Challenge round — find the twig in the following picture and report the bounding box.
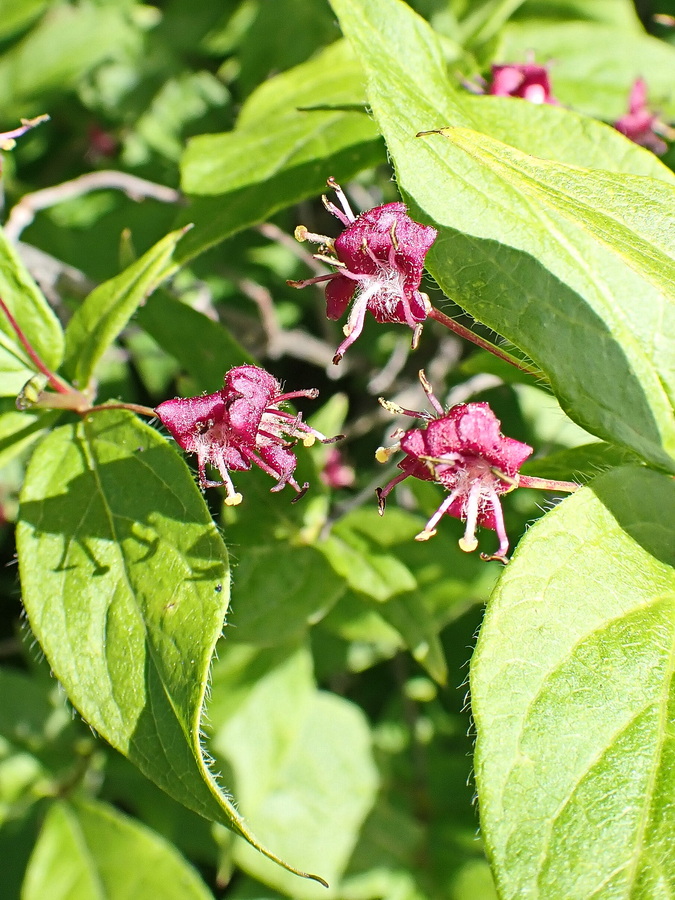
[5,171,184,243]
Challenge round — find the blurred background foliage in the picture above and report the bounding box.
[1,0,673,897]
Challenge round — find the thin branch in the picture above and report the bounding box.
[5,171,184,243]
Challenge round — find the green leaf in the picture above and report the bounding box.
[521,441,640,482]
[0,4,137,118]
[330,0,675,471]
[210,643,379,898]
[472,466,675,898]
[319,508,418,602]
[499,21,675,119]
[0,232,63,397]
[16,409,324,885]
[0,0,47,43]
[227,545,344,646]
[177,40,383,261]
[135,289,252,394]
[0,400,59,469]
[22,799,214,900]
[380,593,448,685]
[63,228,188,389]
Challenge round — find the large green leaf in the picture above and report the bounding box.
[330,0,675,471]
[63,228,188,389]
[210,643,379,898]
[0,230,63,397]
[177,40,383,262]
[16,409,325,885]
[22,799,214,900]
[472,466,675,898]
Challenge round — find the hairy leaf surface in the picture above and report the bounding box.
[16,409,324,884]
[472,466,675,898]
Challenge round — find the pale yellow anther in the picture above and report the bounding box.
[343,323,352,336]
[458,536,479,553]
[294,225,309,242]
[302,434,316,447]
[375,446,394,463]
[415,528,437,542]
[378,397,405,416]
[420,292,432,314]
[224,492,243,507]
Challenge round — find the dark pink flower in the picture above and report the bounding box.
[376,372,532,560]
[487,63,558,104]
[320,447,355,489]
[288,178,437,364]
[614,79,669,155]
[155,364,339,503]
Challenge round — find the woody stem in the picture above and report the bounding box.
[428,305,543,378]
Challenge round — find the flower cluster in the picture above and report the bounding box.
[288,178,437,363]
[155,365,339,504]
[614,78,669,156]
[376,372,533,560]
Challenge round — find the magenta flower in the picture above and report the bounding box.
[288,178,437,364]
[487,63,558,104]
[614,79,669,155]
[376,372,533,560]
[155,364,339,503]
[320,447,355,490]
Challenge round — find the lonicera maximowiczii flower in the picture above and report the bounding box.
[155,364,340,504]
[614,78,670,156]
[288,178,438,364]
[376,371,533,561]
[487,62,558,104]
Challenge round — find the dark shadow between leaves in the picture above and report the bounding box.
[589,465,675,570]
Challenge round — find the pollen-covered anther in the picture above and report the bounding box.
[458,536,479,553]
[415,528,437,542]
[302,434,316,448]
[224,492,243,507]
[375,444,399,463]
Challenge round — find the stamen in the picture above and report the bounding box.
[376,469,412,515]
[389,220,399,250]
[458,483,481,553]
[287,273,338,289]
[290,481,310,502]
[326,177,356,223]
[375,443,399,463]
[312,253,343,267]
[419,369,445,416]
[272,389,320,403]
[415,489,460,541]
[411,322,423,350]
[487,490,510,559]
[378,396,431,420]
[294,225,333,245]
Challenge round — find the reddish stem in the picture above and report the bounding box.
[518,475,579,493]
[0,297,72,394]
[86,402,157,418]
[428,305,541,378]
